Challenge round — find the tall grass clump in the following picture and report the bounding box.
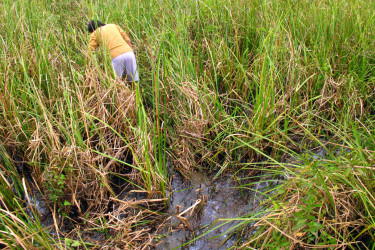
[0,0,374,248]
[1,0,167,247]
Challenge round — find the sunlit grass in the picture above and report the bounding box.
[0,0,374,248]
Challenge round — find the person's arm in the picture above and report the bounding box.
[116,25,133,49]
[88,31,99,52]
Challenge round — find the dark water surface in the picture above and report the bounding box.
[22,140,348,249]
[155,140,348,249]
[155,171,278,249]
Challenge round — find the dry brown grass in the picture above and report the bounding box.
[166,80,216,176]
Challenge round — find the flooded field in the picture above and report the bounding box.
[19,142,355,249]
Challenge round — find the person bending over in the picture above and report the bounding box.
[87,20,139,84]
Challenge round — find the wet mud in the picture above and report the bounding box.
[25,180,55,230]
[155,171,278,249]
[20,139,347,249]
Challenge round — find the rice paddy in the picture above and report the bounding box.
[0,0,374,248]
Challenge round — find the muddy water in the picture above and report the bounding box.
[20,140,347,249]
[155,171,278,249]
[25,180,55,229]
[155,141,347,249]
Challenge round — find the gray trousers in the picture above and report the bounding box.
[112,51,139,82]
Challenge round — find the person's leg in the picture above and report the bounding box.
[112,55,126,79]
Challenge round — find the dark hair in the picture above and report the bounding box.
[87,20,105,33]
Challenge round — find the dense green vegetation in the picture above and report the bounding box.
[0,0,374,248]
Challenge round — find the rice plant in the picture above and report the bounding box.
[0,0,374,248]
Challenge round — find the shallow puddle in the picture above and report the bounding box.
[155,171,277,249]
[20,141,347,249]
[25,179,55,230]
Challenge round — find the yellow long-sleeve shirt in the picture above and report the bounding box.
[89,24,133,59]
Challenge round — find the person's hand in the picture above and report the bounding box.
[126,40,133,49]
